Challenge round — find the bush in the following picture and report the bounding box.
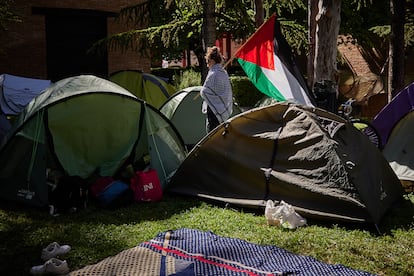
[230,76,263,107]
[173,69,202,90]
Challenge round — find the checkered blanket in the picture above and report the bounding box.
[70,228,375,275]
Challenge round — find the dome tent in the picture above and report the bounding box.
[160,86,242,149]
[168,102,403,225]
[0,73,51,116]
[0,74,52,141]
[0,75,187,207]
[110,70,175,109]
[372,82,414,182]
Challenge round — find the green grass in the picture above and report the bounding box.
[1,193,414,275]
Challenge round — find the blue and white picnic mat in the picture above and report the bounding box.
[70,228,375,275]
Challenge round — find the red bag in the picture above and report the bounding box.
[130,169,163,202]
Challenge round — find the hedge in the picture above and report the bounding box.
[230,76,263,107]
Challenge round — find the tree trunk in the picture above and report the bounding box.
[307,0,318,89]
[312,0,341,112]
[201,0,216,82]
[388,0,405,101]
[254,0,264,27]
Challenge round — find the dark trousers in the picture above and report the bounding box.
[206,106,220,132]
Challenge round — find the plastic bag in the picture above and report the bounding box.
[265,200,307,229]
[130,169,163,202]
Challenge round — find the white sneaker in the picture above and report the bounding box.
[41,242,71,261]
[30,258,69,275]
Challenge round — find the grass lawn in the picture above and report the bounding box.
[1,192,413,275]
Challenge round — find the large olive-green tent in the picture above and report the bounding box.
[110,70,175,109]
[0,75,187,207]
[168,102,404,225]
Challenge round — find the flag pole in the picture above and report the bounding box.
[223,13,276,69]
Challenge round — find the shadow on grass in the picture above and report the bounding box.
[378,193,414,234]
[293,194,414,235]
[0,193,202,224]
[1,192,413,275]
[0,193,202,275]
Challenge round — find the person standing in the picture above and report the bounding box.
[200,46,233,133]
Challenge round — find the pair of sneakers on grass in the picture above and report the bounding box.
[30,242,71,275]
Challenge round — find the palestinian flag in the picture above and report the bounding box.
[235,14,315,106]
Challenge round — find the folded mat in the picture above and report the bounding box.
[70,228,375,275]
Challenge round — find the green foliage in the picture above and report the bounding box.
[0,0,21,31]
[263,0,308,54]
[1,193,414,275]
[262,0,307,19]
[370,23,414,48]
[341,0,390,49]
[230,76,263,107]
[94,0,314,64]
[406,23,414,48]
[91,0,414,76]
[369,25,391,39]
[280,20,308,55]
[174,68,202,90]
[214,0,256,40]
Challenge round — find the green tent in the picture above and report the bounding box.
[159,86,242,149]
[168,102,403,225]
[110,70,175,109]
[0,75,187,207]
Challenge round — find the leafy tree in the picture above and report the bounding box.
[95,0,412,99]
[93,0,308,78]
[0,0,21,55]
[369,0,413,97]
[0,0,20,31]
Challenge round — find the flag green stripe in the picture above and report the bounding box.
[237,59,286,102]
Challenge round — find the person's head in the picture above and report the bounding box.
[205,46,223,68]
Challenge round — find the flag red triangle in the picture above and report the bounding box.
[234,14,275,70]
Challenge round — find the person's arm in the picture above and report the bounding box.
[200,72,217,100]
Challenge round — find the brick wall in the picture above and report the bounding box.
[337,35,371,76]
[0,0,150,80]
[107,15,151,74]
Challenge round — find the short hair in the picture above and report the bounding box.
[206,46,223,64]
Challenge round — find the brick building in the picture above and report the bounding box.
[337,35,388,118]
[0,1,150,82]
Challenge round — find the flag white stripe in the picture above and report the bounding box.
[262,54,314,106]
